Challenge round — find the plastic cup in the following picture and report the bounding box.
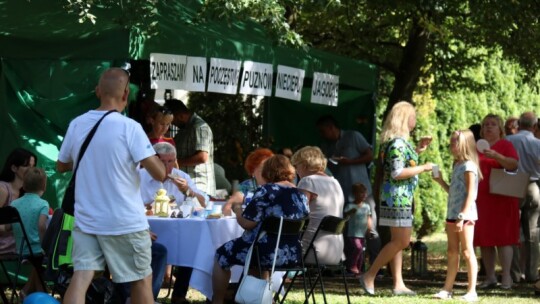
[213,204,223,215]
[432,164,440,178]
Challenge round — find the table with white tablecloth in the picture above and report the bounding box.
[147,217,244,299]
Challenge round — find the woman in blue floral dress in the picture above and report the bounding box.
[360,101,434,296]
[212,155,309,303]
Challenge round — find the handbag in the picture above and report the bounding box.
[235,217,283,304]
[489,168,530,199]
[62,110,116,215]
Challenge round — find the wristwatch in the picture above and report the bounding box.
[185,188,192,197]
[457,212,465,221]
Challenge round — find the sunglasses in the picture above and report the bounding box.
[121,62,131,92]
[158,107,173,115]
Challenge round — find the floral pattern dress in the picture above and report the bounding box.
[379,137,418,227]
[215,183,309,269]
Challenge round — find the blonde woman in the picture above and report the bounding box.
[433,130,482,301]
[291,146,345,265]
[360,101,433,296]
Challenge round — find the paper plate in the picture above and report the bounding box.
[476,139,490,153]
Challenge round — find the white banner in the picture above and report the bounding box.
[150,53,187,90]
[207,58,242,95]
[311,72,339,106]
[185,57,207,92]
[239,61,273,96]
[275,65,305,101]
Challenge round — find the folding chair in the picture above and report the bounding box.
[237,216,310,304]
[292,215,352,304]
[0,252,19,303]
[0,206,47,304]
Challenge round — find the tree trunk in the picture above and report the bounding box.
[384,19,430,119]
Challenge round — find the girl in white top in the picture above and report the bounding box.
[291,146,345,265]
[433,129,482,302]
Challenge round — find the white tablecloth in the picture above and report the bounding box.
[147,217,244,299]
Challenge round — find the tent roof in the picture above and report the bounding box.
[0,0,377,92]
[0,0,130,59]
[0,0,378,208]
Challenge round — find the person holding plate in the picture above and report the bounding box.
[475,114,519,289]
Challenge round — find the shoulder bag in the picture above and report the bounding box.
[61,110,116,215]
[235,216,283,304]
[489,168,530,199]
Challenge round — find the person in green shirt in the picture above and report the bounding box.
[10,167,49,298]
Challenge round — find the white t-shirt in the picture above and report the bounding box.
[58,110,155,235]
[139,167,206,208]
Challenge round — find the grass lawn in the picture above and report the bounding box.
[5,232,536,303]
[157,232,539,303]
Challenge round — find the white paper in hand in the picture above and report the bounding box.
[476,139,490,153]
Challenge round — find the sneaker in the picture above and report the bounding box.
[433,290,452,299]
[461,292,478,302]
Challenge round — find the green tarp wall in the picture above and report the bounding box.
[0,0,377,208]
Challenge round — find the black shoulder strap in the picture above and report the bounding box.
[73,110,116,174]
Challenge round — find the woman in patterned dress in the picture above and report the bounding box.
[360,101,434,295]
[211,155,309,303]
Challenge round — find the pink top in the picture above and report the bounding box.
[0,181,16,254]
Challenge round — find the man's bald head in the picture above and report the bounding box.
[519,111,538,130]
[96,68,129,100]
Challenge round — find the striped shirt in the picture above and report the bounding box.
[174,113,216,196]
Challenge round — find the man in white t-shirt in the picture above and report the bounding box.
[57,68,166,304]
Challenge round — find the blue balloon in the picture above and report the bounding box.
[23,291,60,304]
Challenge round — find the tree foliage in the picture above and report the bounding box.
[187,93,266,181]
[64,0,540,235]
[202,0,540,114]
[64,0,159,37]
[411,50,540,238]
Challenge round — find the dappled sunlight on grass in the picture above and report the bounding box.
[157,232,538,303]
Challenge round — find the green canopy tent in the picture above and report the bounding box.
[0,0,378,208]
